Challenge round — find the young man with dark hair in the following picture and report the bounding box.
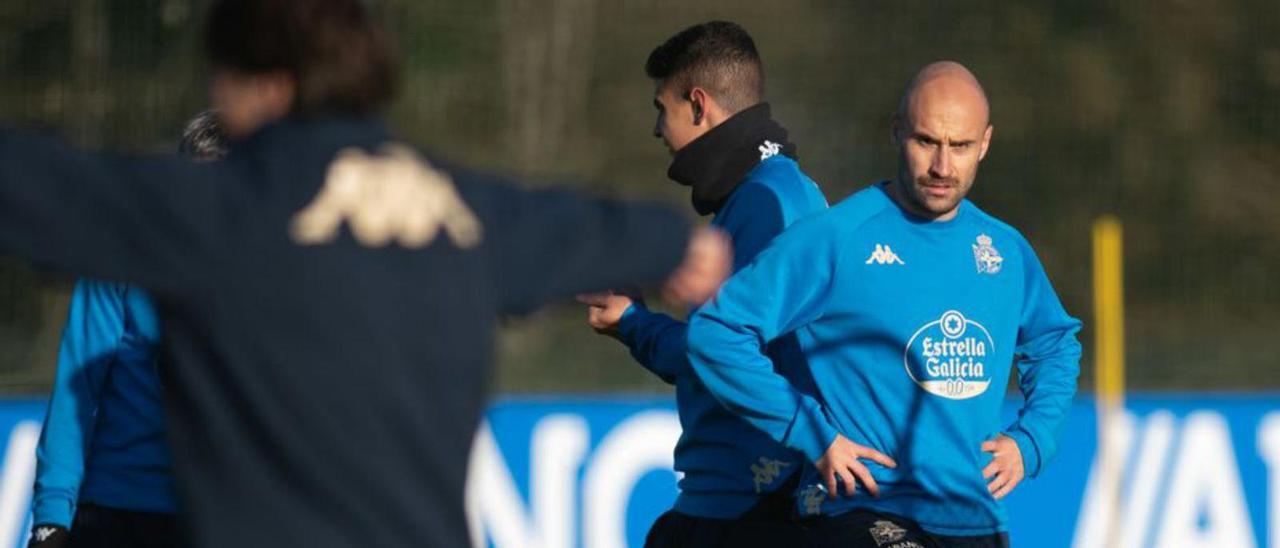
[687,61,1082,548]
[26,111,228,548]
[578,21,831,547]
[0,1,730,547]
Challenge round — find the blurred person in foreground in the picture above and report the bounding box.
[577,21,831,547]
[687,61,1082,547]
[0,1,731,546]
[26,112,229,548]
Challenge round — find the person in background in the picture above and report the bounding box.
[578,21,831,547]
[687,61,1082,547]
[27,111,229,548]
[0,1,730,546]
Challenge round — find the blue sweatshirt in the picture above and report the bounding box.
[618,154,828,518]
[688,182,1082,535]
[31,280,175,527]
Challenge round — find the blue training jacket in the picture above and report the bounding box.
[31,280,176,527]
[617,154,828,518]
[688,182,1082,535]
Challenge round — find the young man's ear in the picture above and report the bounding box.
[688,87,709,126]
[889,113,902,146]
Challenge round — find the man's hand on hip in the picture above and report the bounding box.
[816,434,897,499]
[981,434,1025,499]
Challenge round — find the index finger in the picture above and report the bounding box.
[855,447,898,469]
[982,458,1000,479]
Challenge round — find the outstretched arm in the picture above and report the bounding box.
[0,129,231,292]
[459,172,696,316]
[582,179,803,384]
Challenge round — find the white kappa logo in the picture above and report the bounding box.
[33,527,58,542]
[758,140,783,160]
[291,144,484,250]
[868,520,908,546]
[972,233,1003,274]
[865,244,906,265]
[798,484,826,516]
[903,310,996,399]
[750,457,791,493]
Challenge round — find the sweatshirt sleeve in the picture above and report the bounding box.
[617,306,686,384]
[687,214,843,464]
[459,173,691,316]
[616,180,791,384]
[0,129,232,292]
[31,280,127,527]
[1002,238,1083,478]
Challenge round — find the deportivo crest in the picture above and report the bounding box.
[869,520,908,546]
[972,233,1003,274]
[903,310,995,399]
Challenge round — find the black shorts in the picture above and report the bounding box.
[799,510,1010,548]
[68,503,184,548]
[644,479,804,548]
[643,509,804,548]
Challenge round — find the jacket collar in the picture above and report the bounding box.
[667,103,798,216]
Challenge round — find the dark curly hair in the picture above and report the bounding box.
[178,110,230,161]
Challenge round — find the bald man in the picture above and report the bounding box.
[686,61,1082,547]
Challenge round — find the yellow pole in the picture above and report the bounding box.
[1092,216,1125,548]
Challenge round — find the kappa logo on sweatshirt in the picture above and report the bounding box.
[750,457,791,493]
[865,244,905,265]
[291,144,484,250]
[903,310,995,399]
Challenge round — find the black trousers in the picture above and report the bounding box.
[67,503,184,548]
[800,510,1010,548]
[644,479,803,548]
[643,509,804,548]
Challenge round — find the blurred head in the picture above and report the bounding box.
[645,21,763,154]
[204,0,399,139]
[890,61,993,221]
[178,110,230,161]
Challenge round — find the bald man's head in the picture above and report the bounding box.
[888,61,994,221]
[896,61,990,127]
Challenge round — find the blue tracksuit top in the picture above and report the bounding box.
[688,181,1082,535]
[32,279,176,527]
[617,154,828,518]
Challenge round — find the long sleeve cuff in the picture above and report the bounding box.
[786,398,840,464]
[616,303,643,345]
[1003,427,1043,478]
[31,497,75,529]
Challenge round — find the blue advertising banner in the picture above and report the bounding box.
[1,394,1277,547]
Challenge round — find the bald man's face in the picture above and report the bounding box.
[891,76,992,220]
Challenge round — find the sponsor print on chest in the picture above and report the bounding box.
[859,232,1010,399]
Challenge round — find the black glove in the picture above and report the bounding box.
[27,524,69,548]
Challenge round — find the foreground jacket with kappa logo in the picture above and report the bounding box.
[0,117,691,548]
[689,181,1082,535]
